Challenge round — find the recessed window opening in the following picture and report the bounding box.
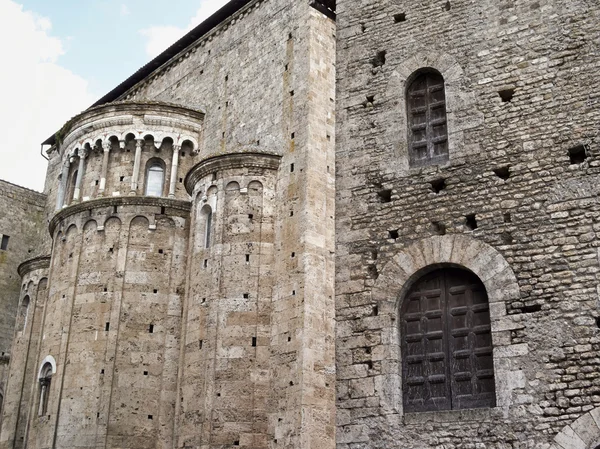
[19,295,30,331]
[252,337,257,347]
[149,324,154,333]
[407,70,449,166]
[568,144,588,164]
[243,293,249,299]
[38,362,54,416]
[145,159,165,197]
[1,235,9,251]
[245,254,250,262]
[290,163,295,172]
[394,13,406,22]
[105,323,110,331]
[202,206,213,249]
[203,259,208,268]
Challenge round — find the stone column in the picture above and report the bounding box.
[72,148,88,202]
[169,145,181,198]
[56,160,70,210]
[131,139,143,195]
[99,141,111,195]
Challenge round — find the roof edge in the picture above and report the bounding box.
[43,0,257,147]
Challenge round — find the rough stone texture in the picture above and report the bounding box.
[336,0,600,447]
[0,1,336,449]
[0,180,46,420]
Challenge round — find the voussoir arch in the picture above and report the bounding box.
[370,235,521,415]
[551,407,600,449]
[372,234,520,313]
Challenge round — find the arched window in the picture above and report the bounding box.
[18,295,30,331]
[407,70,448,167]
[201,205,213,248]
[38,362,53,416]
[145,159,165,197]
[67,169,78,205]
[401,267,495,412]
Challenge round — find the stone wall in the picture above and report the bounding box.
[0,1,337,448]
[335,0,600,447]
[0,180,46,417]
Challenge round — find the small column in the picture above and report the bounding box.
[56,160,70,210]
[99,141,111,195]
[72,148,88,202]
[169,145,181,198]
[131,139,143,195]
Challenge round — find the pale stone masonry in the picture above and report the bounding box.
[0,1,335,448]
[336,0,600,447]
[2,0,600,448]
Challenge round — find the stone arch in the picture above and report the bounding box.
[381,49,482,172]
[38,355,57,378]
[552,407,600,449]
[226,181,240,191]
[371,234,520,414]
[372,234,519,309]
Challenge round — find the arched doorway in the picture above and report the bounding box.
[401,267,496,412]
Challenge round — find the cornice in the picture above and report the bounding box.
[18,255,51,278]
[185,152,282,194]
[49,196,192,236]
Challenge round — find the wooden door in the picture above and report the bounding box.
[401,268,495,412]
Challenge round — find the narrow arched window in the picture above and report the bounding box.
[407,70,448,167]
[145,159,165,197]
[38,363,53,416]
[67,169,78,205]
[201,205,213,248]
[401,267,495,412]
[18,295,30,331]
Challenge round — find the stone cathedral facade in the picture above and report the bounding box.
[0,0,599,448]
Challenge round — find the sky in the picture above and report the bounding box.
[0,0,230,192]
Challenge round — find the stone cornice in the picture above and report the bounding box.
[185,152,282,194]
[49,196,192,236]
[57,101,205,154]
[18,255,51,278]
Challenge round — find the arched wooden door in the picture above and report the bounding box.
[401,268,495,412]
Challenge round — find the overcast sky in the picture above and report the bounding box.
[0,0,230,192]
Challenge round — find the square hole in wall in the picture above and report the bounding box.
[430,178,446,193]
[388,229,399,240]
[394,13,406,22]
[493,166,510,180]
[466,214,478,230]
[144,371,148,376]
[568,144,588,164]
[243,293,249,299]
[498,88,515,102]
